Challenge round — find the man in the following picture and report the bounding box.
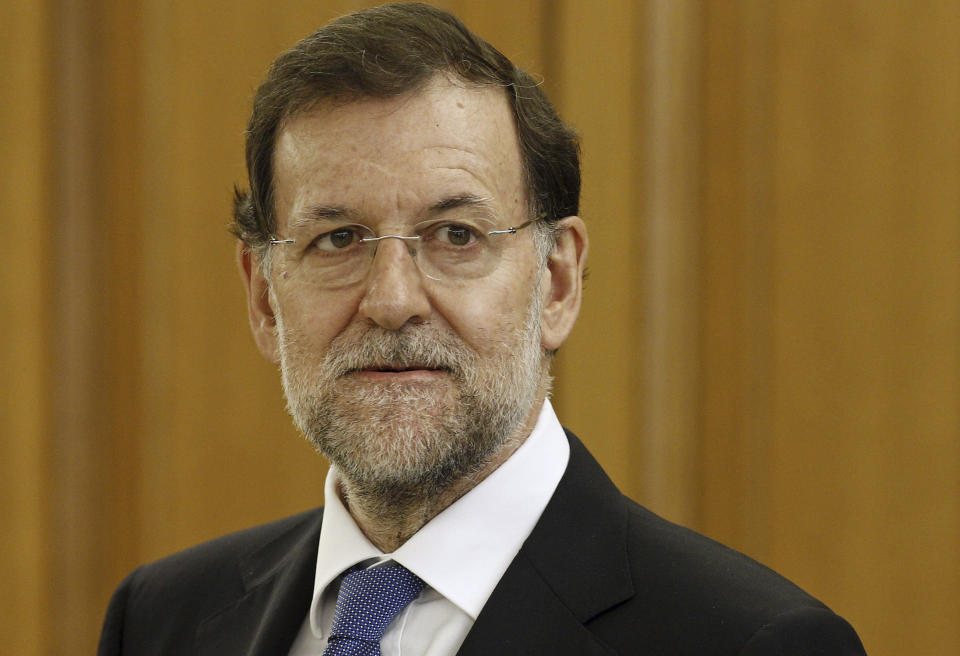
[99,4,866,655]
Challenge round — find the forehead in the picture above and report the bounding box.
[272,78,526,227]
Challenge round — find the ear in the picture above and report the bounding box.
[540,216,588,351]
[237,242,281,365]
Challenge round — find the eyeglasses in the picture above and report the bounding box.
[268,213,545,289]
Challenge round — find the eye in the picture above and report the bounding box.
[433,223,477,247]
[310,226,365,252]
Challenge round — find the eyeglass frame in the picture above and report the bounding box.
[268,212,546,247]
[264,212,548,284]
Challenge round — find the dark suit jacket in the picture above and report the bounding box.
[99,431,866,655]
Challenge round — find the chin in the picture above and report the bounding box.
[295,385,517,495]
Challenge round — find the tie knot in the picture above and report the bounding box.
[327,564,426,649]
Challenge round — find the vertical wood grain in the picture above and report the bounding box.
[699,2,960,654]
[636,0,703,526]
[768,3,960,652]
[0,4,53,653]
[49,0,145,651]
[548,0,651,506]
[699,0,778,568]
[135,0,328,564]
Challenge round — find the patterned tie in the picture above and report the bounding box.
[322,564,426,656]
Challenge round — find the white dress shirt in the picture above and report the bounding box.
[288,399,570,655]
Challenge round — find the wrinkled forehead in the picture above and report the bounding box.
[271,77,527,228]
[279,74,516,142]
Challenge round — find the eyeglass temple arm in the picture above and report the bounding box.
[487,212,547,236]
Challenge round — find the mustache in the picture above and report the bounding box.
[322,324,473,378]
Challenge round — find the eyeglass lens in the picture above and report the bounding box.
[275,218,520,289]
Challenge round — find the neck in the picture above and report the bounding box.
[339,393,545,553]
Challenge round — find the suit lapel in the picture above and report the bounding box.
[458,432,634,655]
[457,553,619,655]
[195,509,323,656]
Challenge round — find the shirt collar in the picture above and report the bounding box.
[308,399,569,636]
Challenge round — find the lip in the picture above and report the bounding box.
[350,368,449,382]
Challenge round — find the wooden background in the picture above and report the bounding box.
[3,1,958,654]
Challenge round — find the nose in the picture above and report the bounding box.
[357,237,432,330]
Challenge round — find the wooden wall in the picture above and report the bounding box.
[3,1,957,654]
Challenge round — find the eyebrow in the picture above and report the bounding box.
[288,205,354,230]
[288,194,495,230]
[428,194,494,215]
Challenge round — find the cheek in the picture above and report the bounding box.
[274,287,359,349]
[432,273,538,351]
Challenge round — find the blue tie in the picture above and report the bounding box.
[322,564,426,656]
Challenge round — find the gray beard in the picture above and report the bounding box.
[275,288,547,505]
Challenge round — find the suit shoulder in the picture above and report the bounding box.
[603,499,864,653]
[99,508,323,655]
[138,507,321,582]
[624,498,818,606]
[109,508,323,623]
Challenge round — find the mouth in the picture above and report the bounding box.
[345,364,452,380]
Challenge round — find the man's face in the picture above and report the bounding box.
[257,78,553,495]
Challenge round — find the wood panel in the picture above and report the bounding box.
[46,1,147,651]
[1,4,53,654]
[699,0,779,576]
[700,2,960,654]
[633,0,703,526]
[769,3,960,653]
[134,0,323,567]
[549,0,651,506]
